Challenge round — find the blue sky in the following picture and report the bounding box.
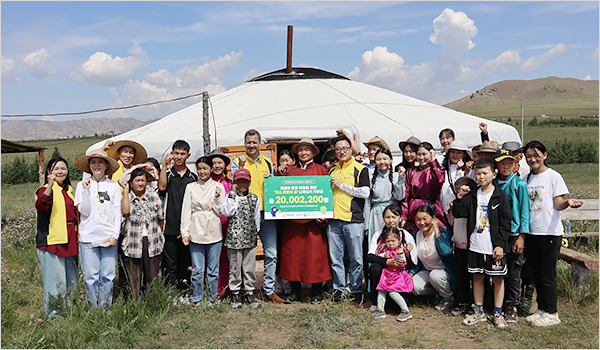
[2,1,598,122]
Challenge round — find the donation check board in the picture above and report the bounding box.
[264,176,334,219]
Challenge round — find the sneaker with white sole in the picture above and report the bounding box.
[532,311,561,327]
[451,303,467,316]
[492,313,507,329]
[434,297,454,312]
[525,309,543,323]
[396,310,413,322]
[372,309,386,319]
[463,310,486,326]
[504,306,518,323]
[231,293,243,309]
[369,305,379,312]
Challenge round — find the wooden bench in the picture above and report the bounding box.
[558,199,599,288]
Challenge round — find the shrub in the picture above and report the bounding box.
[547,139,599,164]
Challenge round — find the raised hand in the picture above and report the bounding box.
[82,179,91,190]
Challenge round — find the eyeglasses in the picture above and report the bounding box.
[334,146,351,153]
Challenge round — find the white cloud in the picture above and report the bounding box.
[1,55,19,82]
[41,115,55,121]
[519,43,566,72]
[584,74,592,81]
[589,48,599,61]
[22,48,55,79]
[69,41,149,87]
[461,49,522,80]
[429,8,478,53]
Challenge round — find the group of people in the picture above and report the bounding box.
[35,124,582,330]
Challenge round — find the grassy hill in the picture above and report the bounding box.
[444,76,599,119]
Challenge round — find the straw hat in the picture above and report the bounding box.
[363,136,390,151]
[398,136,421,151]
[292,137,320,156]
[75,149,120,176]
[106,140,147,165]
[478,140,499,153]
[445,141,471,157]
[207,148,231,167]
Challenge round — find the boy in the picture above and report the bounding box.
[453,158,512,328]
[158,140,197,293]
[502,141,529,179]
[494,148,530,323]
[221,168,262,309]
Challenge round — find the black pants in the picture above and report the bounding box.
[162,235,192,292]
[368,263,384,304]
[525,235,561,314]
[504,235,525,307]
[454,247,472,305]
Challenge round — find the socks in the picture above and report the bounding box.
[476,304,484,314]
[493,306,502,316]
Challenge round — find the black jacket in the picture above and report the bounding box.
[452,186,512,252]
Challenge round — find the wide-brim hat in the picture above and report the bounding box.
[398,136,421,151]
[502,141,523,153]
[478,140,499,153]
[75,149,121,176]
[495,148,516,162]
[106,140,147,165]
[292,137,320,156]
[207,148,231,167]
[445,141,471,157]
[363,136,390,151]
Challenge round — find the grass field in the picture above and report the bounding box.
[447,101,599,119]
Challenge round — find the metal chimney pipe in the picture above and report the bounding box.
[286,25,293,73]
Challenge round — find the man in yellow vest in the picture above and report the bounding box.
[328,134,371,302]
[231,129,284,303]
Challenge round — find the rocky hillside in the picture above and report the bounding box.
[1,117,156,141]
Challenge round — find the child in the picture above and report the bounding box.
[440,141,472,229]
[121,168,165,299]
[275,149,297,175]
[367,205,417,310]
[181,157,226,305]
[321,149,337,172]
[468,141,498,180]
[158,140,198,292]
[362,136,391,177]
[494,148,530,323]
[436,128,455,163]
[221,168,262,309]
[523,141,582,327]
[74,149,122,309]
[35,157,79,317]
[502,141,529,179]
[372,227,415,322]
[402,142,446,232]
[453,158,512,328]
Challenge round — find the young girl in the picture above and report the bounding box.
[523,141,583,327]
[402,142,446,233]
[275,149,297,175]
[367,205,417,311]
[74,149,122,310]
[395,136,420,176]
[180,156,226,305]
[440,141,472,228]
[365,148,406,248]
[208,148,233,298]
[436,128,455,163]
[372,226,415,322]
[121,168,165,299]
[35,157,79,317]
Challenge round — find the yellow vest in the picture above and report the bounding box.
[236,153,273,211]
[329,156,368,222]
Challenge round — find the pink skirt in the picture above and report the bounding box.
[376,268,414,293]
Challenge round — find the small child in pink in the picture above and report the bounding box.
[372,226,414,322]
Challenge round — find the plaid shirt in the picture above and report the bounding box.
[122,190,165,259]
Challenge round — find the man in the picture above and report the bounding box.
[328,135,370,302]
[231,129,284,303]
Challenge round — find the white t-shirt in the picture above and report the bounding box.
[452,217,468,249]
[440,163,464,214]
[75,178,123,243]
[416,230,445,271]
[369,228,418,265]
[469,188,494,255]
[526,168,569,236]
[517,157,530,180]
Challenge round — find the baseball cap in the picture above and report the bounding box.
[233,168,252,182]
[495,148,515,162]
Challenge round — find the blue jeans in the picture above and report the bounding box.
[327,220,364,294]
[37,249,78,317]
[259,215,278,295]
[189,241,222,303]
[79,242,118,308]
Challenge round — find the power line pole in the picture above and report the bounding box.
[203,91,210,155]
[521,103,524,144]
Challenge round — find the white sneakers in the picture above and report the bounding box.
[526,309,561,327]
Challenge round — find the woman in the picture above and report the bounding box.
[35,157,79,317]
[74,149,122,310]
[102,139,148,184]
[411,205,457,312]
[440,141,472,228]
[402,142,446,233]
[523,141,583,327]
[118,157,162,196]
[395,136,420,176]
[208,148,233,297]
[280,137,332,303]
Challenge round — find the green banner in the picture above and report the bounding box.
[264,175,334,220]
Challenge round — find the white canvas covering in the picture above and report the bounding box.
[87,74,522,164]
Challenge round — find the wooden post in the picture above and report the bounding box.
[202,91,210,155]
[286,25,293,73]
[38,149,45,187]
